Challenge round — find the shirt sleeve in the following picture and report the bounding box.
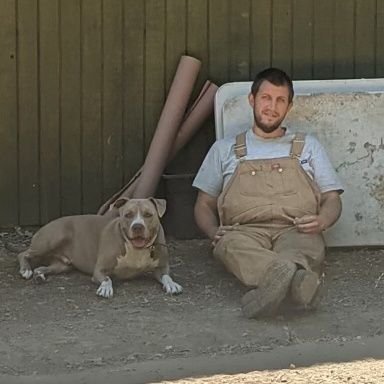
[309,135,344,194]
[192,141,224,197]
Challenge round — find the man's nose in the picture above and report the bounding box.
[269,98,278,110]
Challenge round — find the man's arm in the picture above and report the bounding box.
[294,190,342,234]
[194,190,219,241]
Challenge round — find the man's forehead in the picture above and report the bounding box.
[258,80,290,96]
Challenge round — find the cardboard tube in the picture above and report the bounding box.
[168,82,218,160]
[132,56,201,198]
[184,80,211,118]
[97,80,218,214]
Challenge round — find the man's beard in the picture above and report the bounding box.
[253,110,285,133]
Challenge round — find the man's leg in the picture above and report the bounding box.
[213,229,272,286]
[214,229,297,318]
[273,229,325,306]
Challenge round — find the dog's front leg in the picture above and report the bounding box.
[93,270,113,298]
[153,266,183,295]
[92,232,120,298]
[93,265,115,299]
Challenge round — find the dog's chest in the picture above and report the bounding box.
[113,243,159,279]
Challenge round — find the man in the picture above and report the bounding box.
[193,67,343,318]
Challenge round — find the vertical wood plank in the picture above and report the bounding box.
[272,0,292,75]
[164,0,187,177]
[122,0,145,183]
[187,0,208,99]
[250,0,272,77]
[229,0,250,81]
[313,0,334,79]
[144,0,166,152]
[184,0,211,173]
[333,0,354,79]
[17,0,40,225]
[0,0,18,226]
[208,0,229,84]
[165,0,187,91]
[292,0,313,80]
[39,0,61,223]
[60,0,82,216]
[376,0,384,76]
[355,0,376,78]
[102,0,123,200]
[81,0,102,213]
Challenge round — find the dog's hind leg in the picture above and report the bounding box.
[33,259,73,283]
[18,231,68,281]
[18,250,35,279]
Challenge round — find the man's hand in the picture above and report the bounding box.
[294,215,327,234]
[210,225,235,247]
[294,191,342,235]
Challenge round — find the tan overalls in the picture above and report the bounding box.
[214,132,325,287]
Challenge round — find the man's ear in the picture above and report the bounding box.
[149,198,167,218]
[248,92,255,108]
[113,197,130,209]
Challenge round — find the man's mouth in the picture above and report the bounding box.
[263,111,278,120]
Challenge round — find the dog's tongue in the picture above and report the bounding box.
[131,237,147,249]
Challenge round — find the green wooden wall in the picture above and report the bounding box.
[1,0,383,227]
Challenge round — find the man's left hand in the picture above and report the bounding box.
[294,215,326,234]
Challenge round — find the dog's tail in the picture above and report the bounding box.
[4,242,28,254]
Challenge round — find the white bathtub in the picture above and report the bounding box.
[214,79,384,246]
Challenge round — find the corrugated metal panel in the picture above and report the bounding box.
[1,0,384,227]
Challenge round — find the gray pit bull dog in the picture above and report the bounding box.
[18,197,183,298]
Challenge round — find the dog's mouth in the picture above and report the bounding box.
[129,236,149,249]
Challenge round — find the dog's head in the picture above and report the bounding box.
[113,197,166,249]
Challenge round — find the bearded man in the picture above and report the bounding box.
[193,67,343,318]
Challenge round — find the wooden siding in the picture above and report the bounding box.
[1,0,384,226]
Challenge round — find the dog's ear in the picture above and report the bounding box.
[149,198,166,218]
[113,197,130,209]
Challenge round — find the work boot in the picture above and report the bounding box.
[241,260,296,319]
[290,269,320,307]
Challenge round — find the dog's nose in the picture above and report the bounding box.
[131,223,144,233]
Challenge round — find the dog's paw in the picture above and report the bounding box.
[96,277,114,298]
[161,275,183,295]
[20,268,33,280]
[33,270,46,284]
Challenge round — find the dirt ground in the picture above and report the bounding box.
[1,227,384,383]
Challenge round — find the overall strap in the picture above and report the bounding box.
[234,132,247,159]
[290,132,306,158]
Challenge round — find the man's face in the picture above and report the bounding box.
[248,80,292,134]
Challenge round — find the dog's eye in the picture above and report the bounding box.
[143,211,153,218]
[125,212,134,218]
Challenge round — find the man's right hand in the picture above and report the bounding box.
[210,225,235,247]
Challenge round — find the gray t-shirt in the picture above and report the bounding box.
[193,128,344,197]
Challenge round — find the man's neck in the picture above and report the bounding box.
[252,125,286,139]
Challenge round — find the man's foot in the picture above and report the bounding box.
[290,269,320,306]
[241,260,296,319]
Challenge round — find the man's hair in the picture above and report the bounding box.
[250,67,294,103]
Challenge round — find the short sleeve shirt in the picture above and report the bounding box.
[192,128,344,198]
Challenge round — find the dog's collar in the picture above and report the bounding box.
[149,242,169,258]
